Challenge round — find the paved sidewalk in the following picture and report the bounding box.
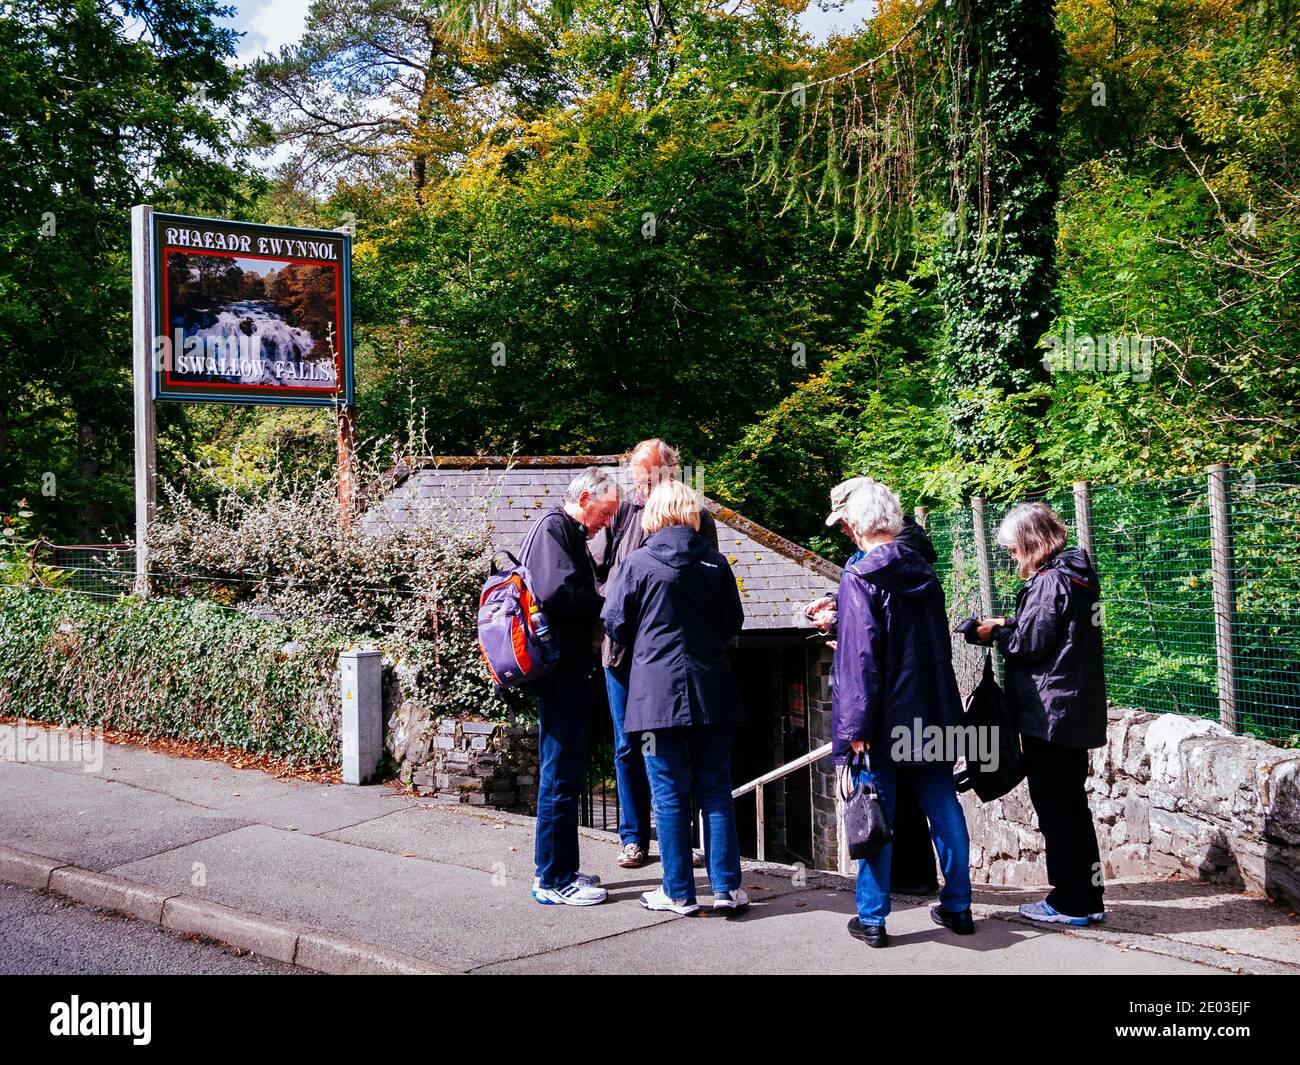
[2,727,1298,975]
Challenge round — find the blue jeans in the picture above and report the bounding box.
[533,660,593,889]
[643,724,741,902]
[605,667,652,848]
[852,758,972,925]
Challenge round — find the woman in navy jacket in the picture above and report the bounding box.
[601,478,748,916]
[832,479,972,948]
[977,502,1107,926]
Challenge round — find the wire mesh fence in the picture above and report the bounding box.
[1,543,136,598]
[927,461,1300,743]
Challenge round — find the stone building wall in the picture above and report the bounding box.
[386,701,539,814]
[806,644,842,872]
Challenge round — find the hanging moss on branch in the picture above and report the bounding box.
[744,3,937,261]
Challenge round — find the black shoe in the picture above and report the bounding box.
[892,881,939,896]
[930,905,975,935]
[847,917,889,948]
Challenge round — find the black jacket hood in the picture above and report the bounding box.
[1042,547,1100,596]
[645,525,712,569]
[850,540,938,598]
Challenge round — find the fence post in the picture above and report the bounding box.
[1207,465,1240,735]
[914,505,928,530]
[340,648,383,784]
[971,497,1003,684]
[971,497,995,617]
[1073,480,1095,563]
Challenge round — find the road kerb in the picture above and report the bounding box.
[0,845,453,975]
[0,845,66,890]
[49,866,171,924]
[295,931,453,975]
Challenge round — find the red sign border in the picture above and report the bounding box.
[161,246,344,395]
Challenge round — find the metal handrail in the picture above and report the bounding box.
[720,741,833,863]
[732,742,832,799]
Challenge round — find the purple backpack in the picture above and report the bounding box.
[476,524,560,688]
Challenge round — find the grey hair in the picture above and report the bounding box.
[843,478,904,538]
[996,502,1069,577]
[564,466,619,504]
[628,438,680,469]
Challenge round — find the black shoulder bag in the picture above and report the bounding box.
[840,750,893,860]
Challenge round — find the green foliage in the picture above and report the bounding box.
[936,0,1062,458]
[343,2,878,465]
[709,276,951,553]
[0,588,345,763]
[0,0,261,543]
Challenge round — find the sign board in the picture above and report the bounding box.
[147,212,353,406]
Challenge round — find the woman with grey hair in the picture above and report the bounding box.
[597,438,718,870]
[976,501,1107,926]
[832,479,972,947]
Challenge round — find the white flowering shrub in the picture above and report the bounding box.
[147,441,528,723]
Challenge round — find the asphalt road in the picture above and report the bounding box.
[0,881,305,976]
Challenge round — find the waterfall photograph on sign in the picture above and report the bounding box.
[149,212,353,406]
[165,251,338,387]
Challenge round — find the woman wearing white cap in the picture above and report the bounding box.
[804,476,941,898]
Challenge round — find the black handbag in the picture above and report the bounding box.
[840,751,893,860]
[952,654,1026,802]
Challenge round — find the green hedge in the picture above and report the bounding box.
[0,588,349,765]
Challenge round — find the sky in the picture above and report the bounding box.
[222,0,878,62]
[227,0,313,64]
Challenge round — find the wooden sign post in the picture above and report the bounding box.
[130,205,157,597]
[337,403,358,530]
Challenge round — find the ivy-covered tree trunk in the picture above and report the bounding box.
[938,0,1063,464]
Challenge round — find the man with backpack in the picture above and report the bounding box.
[522,467,621,906]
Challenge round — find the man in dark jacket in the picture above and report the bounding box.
[831,479,972,947]
[977,503,1108,926]
[596,438,717,869]
[602,478,747,914]
[520,467,620,907]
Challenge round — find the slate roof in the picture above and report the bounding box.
[363,455,841,635]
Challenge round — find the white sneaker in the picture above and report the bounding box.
[639,887,700,915]
[713,888,750,912]
[532,878,608,906]
[533,872,601,892]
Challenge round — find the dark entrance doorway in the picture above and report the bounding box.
[580,644,814,866]
[729,644,813,865]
